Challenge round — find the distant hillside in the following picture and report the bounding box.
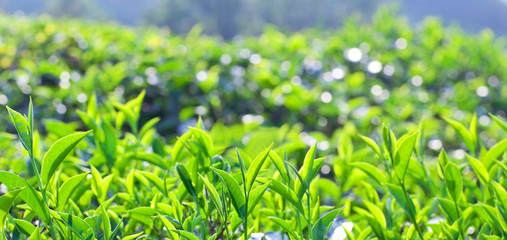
[0,0,506,37]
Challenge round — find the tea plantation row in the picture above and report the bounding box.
[1,92,507,239]
[1,7,507,240]
[1,8,506,141]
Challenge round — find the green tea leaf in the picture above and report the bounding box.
[6,106,32,154]
[385,183,416,218]
[436,198,459,223]
[170,229,202,240]
[490,181,507,209]
[302,143,317,186]
[470,112,477,145]
[0,171,50,224]
[311,208,343,240]
[122,232,145,240]
[350,162,387,184]
[258,178,305,214]
[247,181,270,214]
[27,226,41,240]
[438,150,449,179]
[269,217,300,240]
[56,212,95,240]
[211,167,246,219]
[444,162,462,202]
[41,131,91,185]
[359,134,382,159]
[393,131,418,181]
[444,117,475,155]
[199,174,224,219]
[363,200,386,228]
[245,144,272,192]
[489,113,507,133]
[268,150,289,183]
[13,219,36,236]
[100,205,111,239]
[58,172,88,209]
[139,117,160,139]
[158,214,179,239]
[467,155,490,186]
[483,138,507,170]
[0,188,23,236]
[176,163,196,197]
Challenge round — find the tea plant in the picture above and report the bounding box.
[2,93,507,239]
[1,7,507,143]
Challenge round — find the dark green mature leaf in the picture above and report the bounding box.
[444,162,463,202]
[41,131,91,185]
[176,163,196,197]
[0,171,50,224]
[211,167,246,219]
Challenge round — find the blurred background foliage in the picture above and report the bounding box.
[2,0,507,38]
[0,3,507,158]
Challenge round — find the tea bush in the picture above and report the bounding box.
[2,6,507,240]
[2,92,507,239]
[1,8,507,139]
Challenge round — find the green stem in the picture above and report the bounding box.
[243,197,248,240]
[30,150,57,239]
[194,195,206,239]
[306,190,312,238]
[295,211,304,240]
[399,181,424,240]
